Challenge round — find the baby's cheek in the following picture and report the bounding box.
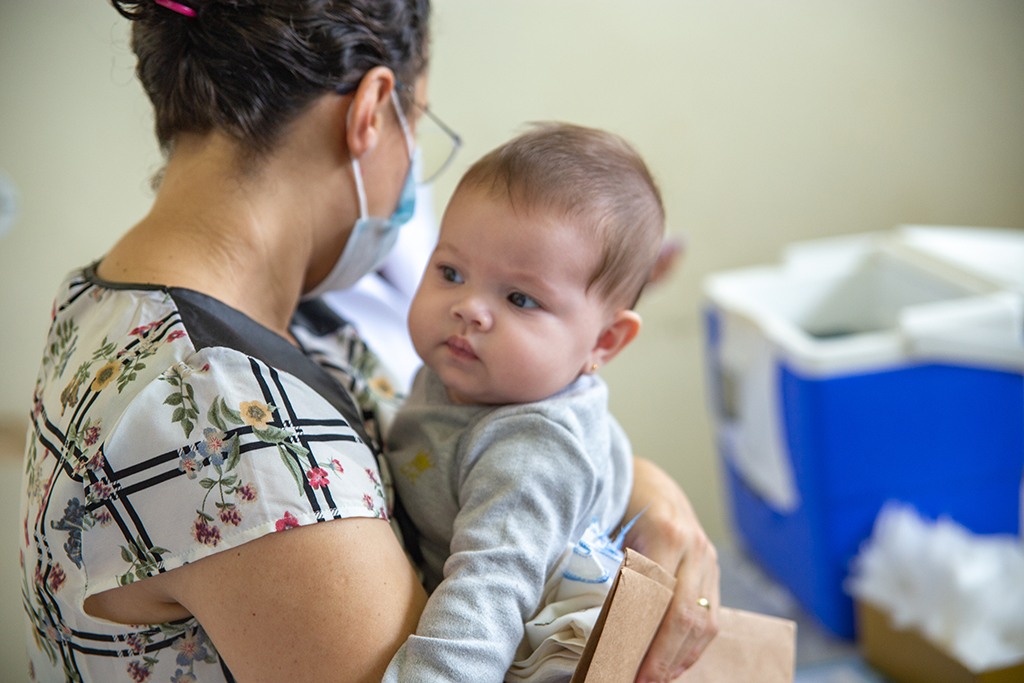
[407,297,434,358]
[507,339,573,399]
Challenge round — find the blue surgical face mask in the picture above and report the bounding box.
[303,90,416,299]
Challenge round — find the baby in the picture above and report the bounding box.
[383,123,666,683]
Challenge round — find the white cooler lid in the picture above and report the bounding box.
[899,225,1024,295]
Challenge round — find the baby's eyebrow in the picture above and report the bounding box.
[432,241,464,260]
[504,268,563,299]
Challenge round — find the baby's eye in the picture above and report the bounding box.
[508,291,540,309]
[441,266,463,283]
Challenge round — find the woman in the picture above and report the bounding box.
[20,1,718,682]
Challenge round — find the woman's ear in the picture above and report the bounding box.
[345,66,396,159]
[586,310,642,373]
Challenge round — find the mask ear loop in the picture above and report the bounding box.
[346,100,370,219]
[348,86,414,219]
[391,89,416,162]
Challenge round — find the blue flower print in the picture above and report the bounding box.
[171,668,198,683]
[195,428,230,467]
[172,628,209,667]
[50,497,86,568]
[178,449,203,479]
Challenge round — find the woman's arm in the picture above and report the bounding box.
[85,517,427,683]
[625,457,720,683]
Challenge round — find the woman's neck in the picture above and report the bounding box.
[98,131,342,340]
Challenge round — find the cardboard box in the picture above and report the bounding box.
[573,549,796,683]
[857,601,1024,683]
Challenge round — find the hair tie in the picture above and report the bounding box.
[154,0,197,17]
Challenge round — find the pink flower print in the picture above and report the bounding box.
[92,480,114,501]
[379,507,389,521]
[365,468,378,485]
[34,566,45,586]
[275,511,300,532]
[44,622,72,644]
[72,457,88,478]
[127,660,152,682]
[83,424,101,447]
[166,330,186,342]
[178,450,203,479]
[95,509,113,527]
[307,467,329,489]
[129,321,160,337]
[126,633,145,656]
[191,518,221,547]
[362,494,375,511]
[235,483,256,502]
[329,458,344,473]
[48,564,66,592]
[85,450,106,472]
[218,506,242,527]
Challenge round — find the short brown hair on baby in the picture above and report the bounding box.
[456,123,665,309]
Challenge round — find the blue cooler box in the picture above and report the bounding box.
[703,228,1024,638]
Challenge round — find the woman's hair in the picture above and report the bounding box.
[457,123,665,309]
[112,0,430,160]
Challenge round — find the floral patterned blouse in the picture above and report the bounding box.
[20,264,405,683]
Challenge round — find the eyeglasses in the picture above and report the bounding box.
[335,80,462,185]
[395,82,462,185]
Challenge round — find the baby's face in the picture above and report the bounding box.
[409,187,613,405]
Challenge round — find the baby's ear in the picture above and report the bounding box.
[585,310,642,373]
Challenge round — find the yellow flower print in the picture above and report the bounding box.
[239,400,276,429]
[400,450,435,483]
[368,376,396,400]
[90,361,120,392]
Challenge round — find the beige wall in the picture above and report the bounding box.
[2,0,1023,600]
[423,0,1024,542]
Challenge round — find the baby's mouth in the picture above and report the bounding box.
[445,335,478,360]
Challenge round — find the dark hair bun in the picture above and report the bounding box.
[111,0,430,157]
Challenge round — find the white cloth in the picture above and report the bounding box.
[506,520,625,683]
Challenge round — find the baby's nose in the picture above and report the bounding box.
[452,296,493,330]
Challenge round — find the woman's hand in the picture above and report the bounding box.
[625,457,720,683]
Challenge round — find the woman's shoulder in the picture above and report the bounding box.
[43,266,371,442]
[29,266,389,589]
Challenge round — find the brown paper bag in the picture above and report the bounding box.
[673,607,796,682]
[572,549,796,683]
